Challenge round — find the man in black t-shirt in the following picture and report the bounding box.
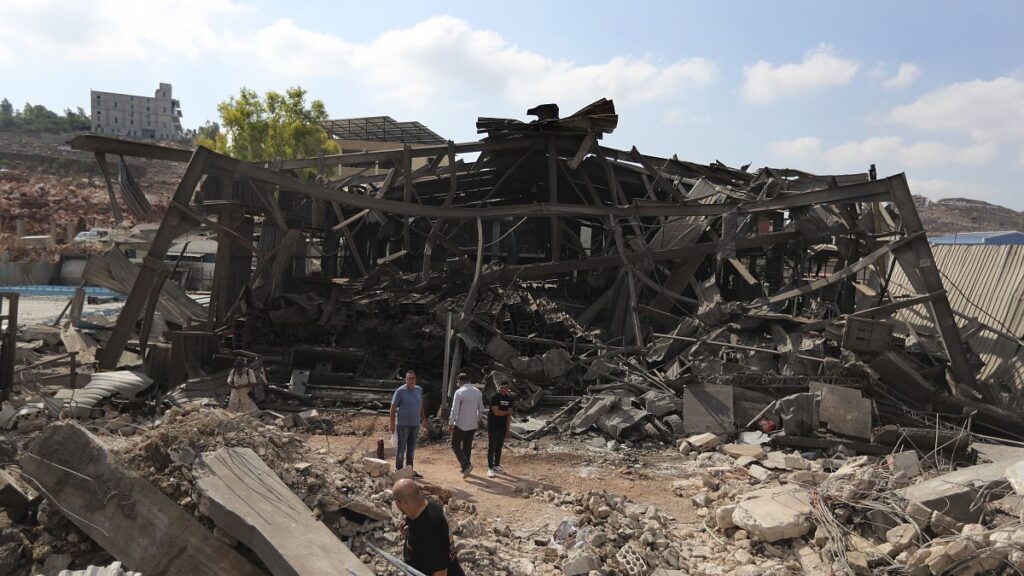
[392,479,465,576]
[486,381,514,478]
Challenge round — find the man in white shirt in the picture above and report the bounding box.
[448,373,485,477]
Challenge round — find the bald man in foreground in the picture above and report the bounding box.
[392,479,466,576]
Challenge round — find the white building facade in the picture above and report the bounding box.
[90,83,183,140]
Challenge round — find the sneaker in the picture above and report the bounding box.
[487,468,496,478]
[494,465,506,474]
[412,472,424,480]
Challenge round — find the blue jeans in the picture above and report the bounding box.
[396,425,419,470]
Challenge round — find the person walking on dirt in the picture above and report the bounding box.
[226,356,258,414]
[392,478,465,576]
[448,373,485,477]
[486,380,514,478]
[390,370,428,472]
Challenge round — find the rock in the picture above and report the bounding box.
[793,542,827,574]
[715,504,736,529]
[679,442,693,456]
[686,433,720,452]
[886,451,922,478]
[930,509,963,536]
[562,550,601,575]
[361,458,389,478]
[899,458,1015,524]
[847,551,871,575]
[721,444,763,459]
[731,487,812,542]
[389,466,415,482]
[746,464,772,482]
[762,451,808,470]
[1006,460,1024,495]
[734,567,762,576]
[692,492,712,508]
[886,524,918,553]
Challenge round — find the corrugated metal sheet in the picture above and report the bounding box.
[888,244,1024,391]
[930,231,1024,245]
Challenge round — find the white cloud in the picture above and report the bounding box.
[908,178,995,200]
[768,135,995,170]
[742,45,859,104]
[662,109,712,125]
[883,63,921,89]
[0,0,246,62]
[889,76,1024,145]
[0,6,717,111]
[239,16,718,109]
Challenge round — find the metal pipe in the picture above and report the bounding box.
[364,541,427,576]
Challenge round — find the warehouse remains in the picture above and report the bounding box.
[1,99,1024,575]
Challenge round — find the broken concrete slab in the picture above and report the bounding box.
[361,457,389,477]
[0,468,36,522]
[641,390,680,418]
[596,405,647,439]
[721,443,763,459]
[886,523,919,553]
[21,422,262,576]
[561,549,601,575]
[686,432,720,452]
[899,459,1016,524]
[683,384,733,435]
[761,451,809,470]
[1005,460,1024,495]
[570,395,618,434]
[812,382,872,440]
[731,486,813,542]
[886,451,922,478]
[194,447,374,576]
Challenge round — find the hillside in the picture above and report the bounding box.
[913,195,1023,236]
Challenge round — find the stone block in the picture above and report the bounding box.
[886,451,922,478]
[561,550,600,575]
[886,524,919,553]
[362,457,389,477]
[721,444,763,459]
[686,432,720,452]
[731,486,812,542]
[747,464,772,482]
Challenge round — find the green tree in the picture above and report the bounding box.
[204,86,338,162]
[0,99,12,130]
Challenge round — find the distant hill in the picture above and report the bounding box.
[913,195,1023,236]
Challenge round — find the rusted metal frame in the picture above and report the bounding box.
[598,145,755,186]
[170,202,261,257]
[249,181,289,231]
[494,230,798,280]
[567,130,597,170]
[557,159,595,207]
[211,149,900,220]
[139,267,171,357]
[459,218,486,324]
[549,136,562,263]
[424,143,537,268]
[559,221,589,258]
[886,175,988,400]
[329,203,367,277]
[421,142,460,278]
[402,145,413,254]
[762,233,920,305]
[68,135,194,163]
[610,217,645,347]
[595,154,642,238]
[575,160,605,206]
[93,152,124,222]
[275,137,542,170]
[99,147,212,370]
[630,146,687,203]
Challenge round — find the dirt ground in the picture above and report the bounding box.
[304,412,701,538]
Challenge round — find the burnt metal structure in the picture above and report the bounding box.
[69,98,1005,431]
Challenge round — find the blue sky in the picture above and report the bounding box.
[2,1,1023,206]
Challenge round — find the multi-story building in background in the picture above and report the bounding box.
[90,83,183,140]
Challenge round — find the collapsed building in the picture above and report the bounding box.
[2,99,1024,575]
[50,98,1022,444]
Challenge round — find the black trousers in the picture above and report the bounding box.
[451,427,476,471]
[487,419,507,468]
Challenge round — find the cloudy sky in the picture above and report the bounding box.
[2,1,1022,206]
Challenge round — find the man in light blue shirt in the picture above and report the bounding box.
[448,373,485,477]
[390,370,427,472]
